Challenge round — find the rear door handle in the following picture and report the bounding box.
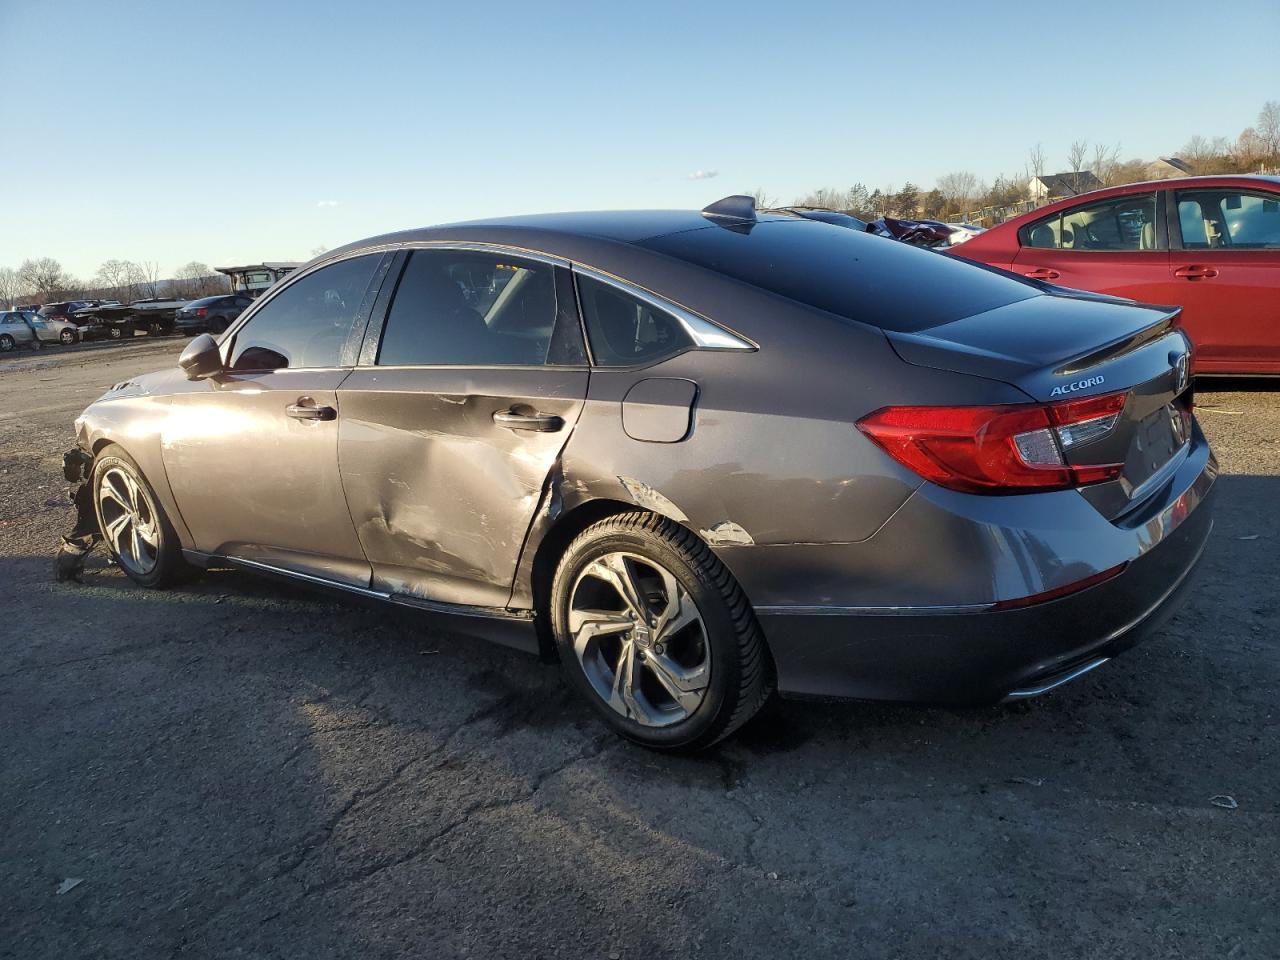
[1023,268,1061,280]
[286,397,336,421]
[492,410,564,432]
[1174,265,1219,280]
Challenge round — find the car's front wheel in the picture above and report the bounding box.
[107,325,123,340]
[91,445,193,588]
[551,512,772,750]
[60,328,77,344]
[0,334,14,352]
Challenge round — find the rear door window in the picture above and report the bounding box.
[376,250,570,366]
[1176,189,1280,249]
[1023,193,1160,251]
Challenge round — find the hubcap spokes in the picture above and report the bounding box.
[98,467,159,576]
[569,552,710,727]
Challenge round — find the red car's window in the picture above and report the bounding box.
[1022,193,1159,252]
[1177,190,1280,250]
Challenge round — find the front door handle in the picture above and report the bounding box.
[1174,265,1219,280]
[286,397,336,421]
[492,410,564,432]
[1023,268,1061,280]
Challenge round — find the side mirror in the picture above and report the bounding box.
[178,334,224,380]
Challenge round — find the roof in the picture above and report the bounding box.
[1032,171,1104,195]
[1149,156,1192,173]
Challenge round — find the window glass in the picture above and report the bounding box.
[1025,193,1158,251]
[641,220,1035,333]
[577,275,691,366]
[1177,190,1280,249]
[229,254,379,370]
[377,250,558,366]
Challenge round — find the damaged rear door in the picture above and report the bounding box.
[337,247,589,610]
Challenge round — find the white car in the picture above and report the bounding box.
[0,310,80,350]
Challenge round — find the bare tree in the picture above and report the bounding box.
[94,259,142,302]
[1025,142,1046,184]
[1091,142,1122,185]
[0,266,20,308]
[136,261,163,299]
[1065,140,1089,192]
[1258,100,1280,158]
[17,257,77,302]
[936,171,980,215]
[1237,127,1267,171]
[796,187,849,210]
[172,261,223,299]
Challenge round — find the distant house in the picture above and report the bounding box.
[1146,157,1193,179]
[1027,170,1104,199]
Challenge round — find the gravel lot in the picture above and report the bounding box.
[1,340,1277,959]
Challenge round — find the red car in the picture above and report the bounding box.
[951,175,1280,375]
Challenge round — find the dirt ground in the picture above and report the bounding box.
[1,338,1276,959]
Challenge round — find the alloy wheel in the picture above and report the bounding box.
[97,466,161,576]
[568,552,710,727]
[60,328,75,343]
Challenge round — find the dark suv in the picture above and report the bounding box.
[174,295,254,334]
[38,301,94,322]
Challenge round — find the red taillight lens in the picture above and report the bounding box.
[196,308,208,317]
[857,392,1128,494]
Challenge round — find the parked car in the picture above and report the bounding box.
[0,310,81,348]
[0,311,42,351]
[174,295,254,334]
[951,175,1280,375]
[70,196,1214,750]
[38,301,94,323]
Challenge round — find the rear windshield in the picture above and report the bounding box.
[641,220,1037,332]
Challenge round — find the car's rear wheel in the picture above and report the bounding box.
[211,316,229,334]
[107,325,123,340]
[551,512,772,750]
[0,334,14,352]
[60,328,77,344]
[92,445,192,588]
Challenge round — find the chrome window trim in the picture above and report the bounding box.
[393,240,569,269]
[572,264,756,352]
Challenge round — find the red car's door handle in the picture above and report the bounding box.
[1023,268,1061,280]
[1174,265,1219,280]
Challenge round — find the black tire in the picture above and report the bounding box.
[550,512,772,751]
[0,334,13,352]
[211,316,229,334]
[91,444,194,588]
[60,328,77,344]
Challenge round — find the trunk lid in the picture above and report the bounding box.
[885,291,1194,520]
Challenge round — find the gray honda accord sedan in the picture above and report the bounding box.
[71,196,1215,749]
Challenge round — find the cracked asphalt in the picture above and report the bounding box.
[1,339,1277,959]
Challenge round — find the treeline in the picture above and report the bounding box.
[0,257,230,308]
[768,99,1280,222]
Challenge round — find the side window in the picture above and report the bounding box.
[1024,193,1158,252]
[577,275,692,367]
[229,254,380,370]
[1177,190,1280,250]
[377,250,560,366]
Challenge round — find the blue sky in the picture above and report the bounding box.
[2,0,1275,278]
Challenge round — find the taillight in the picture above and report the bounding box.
[856,392,1128,494]
[196,308,208,317]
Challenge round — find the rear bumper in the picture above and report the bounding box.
[755,447,1216,705]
